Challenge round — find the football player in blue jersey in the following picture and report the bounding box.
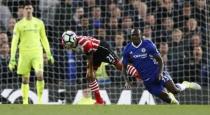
[122,28,201,104]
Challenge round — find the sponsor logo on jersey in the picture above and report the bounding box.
[133,53,147,58]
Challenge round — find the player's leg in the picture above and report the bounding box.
[32,51,44,104]
[162,71,183,94]
[86,61,105,104]
[35,70,44,104]
[94,42,122,70]
[158,91,179,104]
[166,80,202,93]
[182,81,202,90]
[17,53,31,104]
[165,80,182,94]
[163,71,201,95]
[96,44,141,79]
[113,58,141,79]
[21,74,30,104]
[127,64,142,80]
[87,44,119,104]
[145,82,179,104]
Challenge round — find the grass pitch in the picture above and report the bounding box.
[0,105,209,115]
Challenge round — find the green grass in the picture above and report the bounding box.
[0,105,210,115]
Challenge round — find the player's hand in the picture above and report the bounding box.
[8,58,16,71]
[47,54,54,64]
[124,81,132,89]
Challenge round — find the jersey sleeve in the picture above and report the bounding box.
[148,41,160,56]
[83,41,93,53]
[40,21,52,56]
[10,23,20,59]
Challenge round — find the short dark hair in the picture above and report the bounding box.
[23,1,33,7]
[131,28,141,36]
[160,42,168,46]
[18,1,24,8]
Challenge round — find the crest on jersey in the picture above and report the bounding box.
[141,48,146,53]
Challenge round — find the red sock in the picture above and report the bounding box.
[89,80,103,103]
[127,65,141,80]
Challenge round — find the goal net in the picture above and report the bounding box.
[0,0,209,104]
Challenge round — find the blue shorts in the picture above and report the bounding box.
[144,71,172,96]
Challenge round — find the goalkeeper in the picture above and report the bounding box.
[9,1,54,104]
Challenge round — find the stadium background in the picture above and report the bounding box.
[0,0,210,104]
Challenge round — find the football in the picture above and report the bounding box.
[62,31,77,45]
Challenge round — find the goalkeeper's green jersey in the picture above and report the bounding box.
[11,17,51,59]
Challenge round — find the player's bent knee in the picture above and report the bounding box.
[37,76,43,81]
[22,76,29,84]
[86,72,96,82]
[170,89,180,95]
[36,71,44,81]
[86,74,96,81]
[114,61,122,70]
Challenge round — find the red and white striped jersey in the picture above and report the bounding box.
[76,36,100,53]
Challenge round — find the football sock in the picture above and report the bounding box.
[36,80,45,104]
[175,83,186,91]
[89,80,103,103]
[21,83,29,104]
[127,65,141,79]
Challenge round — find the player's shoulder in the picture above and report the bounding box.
[15,18,25,26]
[32,17,44,24]
[123,42,132,51]
[32,17,42,21]
[143,39,156,47]
[142,39,154,44]
[124,41,131,47]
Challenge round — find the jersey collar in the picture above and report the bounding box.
[131,40,142,48]
[23,16,34,21]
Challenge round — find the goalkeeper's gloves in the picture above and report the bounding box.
[8,58,16,71]
[47,53,54,64]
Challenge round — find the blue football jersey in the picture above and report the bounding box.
[122,40,161,82]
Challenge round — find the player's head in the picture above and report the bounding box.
[131,28,142,45]
[82,88,92,98]
[62,30,78,50]
[23,1,33,19]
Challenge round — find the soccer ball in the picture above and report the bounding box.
[62,31,77,46]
